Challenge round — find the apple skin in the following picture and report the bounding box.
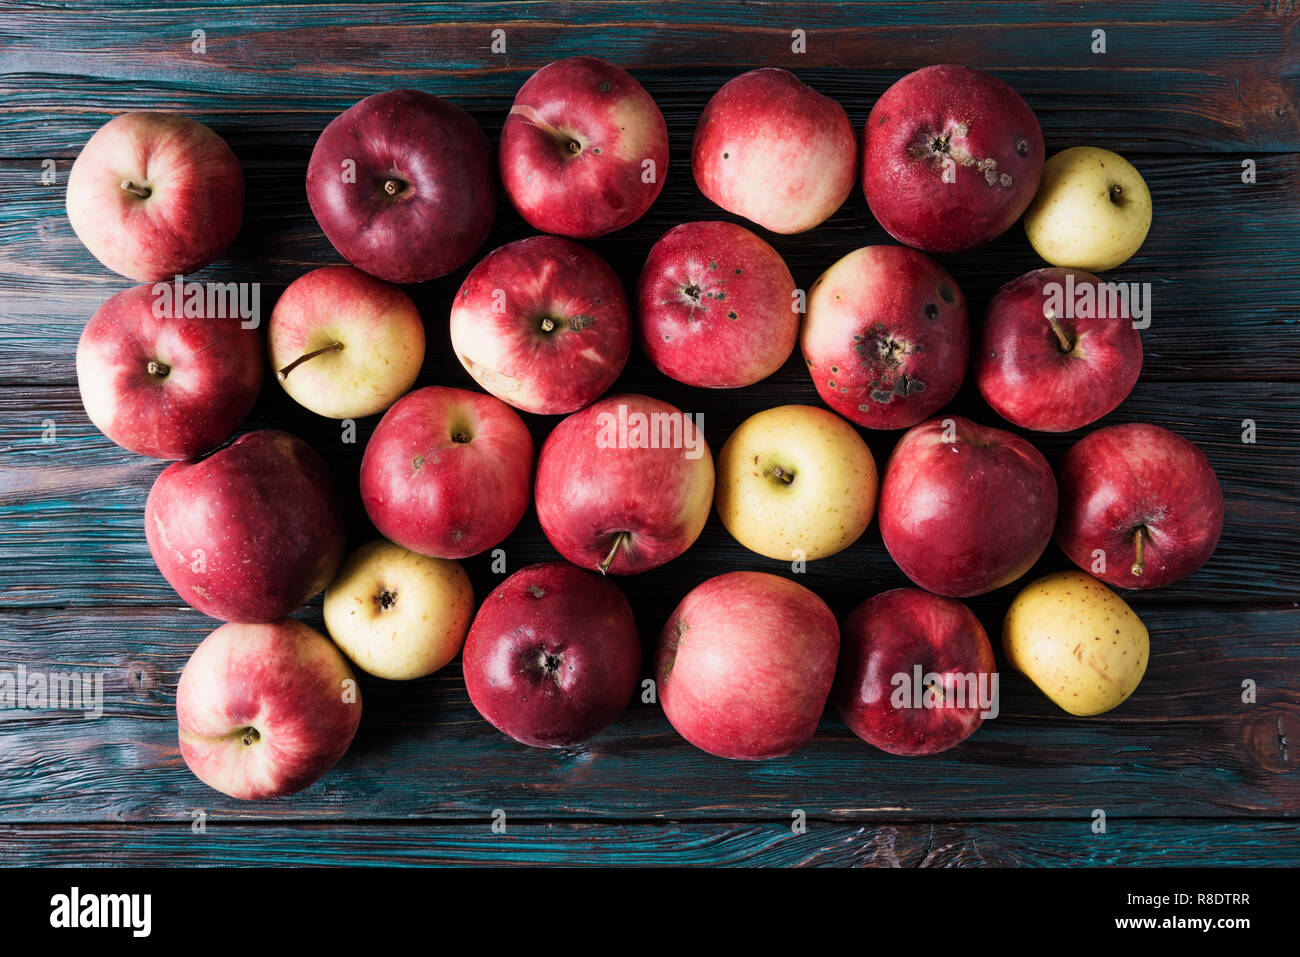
[306,89,495,284]
[534,394,715,575]
[656,571,839,761]
[500,56,668,239]
[450,235,631,415]
[360,386,534,560]
[975,267,1143,432]
[145,430,347,622]
[832,588,996,756]
[66,112,244,281]
[802,245,968,430]
[76,283,263,459]
[636,221,798,388]
[692,68,856,234]
[879,416,1058,597]
[268,265,424,420]
[863,65,1044,252]
[1056,423,1224,590]
[176,619,361,800]
[463,561,641,748]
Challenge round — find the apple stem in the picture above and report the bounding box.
[1044,309,1074,352]
[540,317,556,333]
[566,139,582,154]
[382,178,405,196]
[1110,183,1124,205]
[240,727,260,747]
[771,465,795,485]
[147,359,170,378]
[451,432,471,444]
[597,531,631,576]
[1131,526,1147,577]
[119,178,151,199]
[278,341,343,380]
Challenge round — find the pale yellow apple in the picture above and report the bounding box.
[323,539,473,680]
[1002,570,1148,716]
[1024,147,1152,272]
[716,404,877,561]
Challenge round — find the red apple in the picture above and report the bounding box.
[463,561,641,748]
[1056,423,1224,589]
[693,68,856,234]
[76,283,262,459]
[306,89,495,284]
[802,245,968,430]
[500,56,668,238]
[145,430,346,622]
[66,112,244,281]
[636,221,798,388]
[534,394,713,574]
[879,416,1057,597]
[832,588,997,756]
[360,386,534,559]
[177,619,361,800]
[863,65,1044,252]
[656,571,839,760]
[450,235,631,415]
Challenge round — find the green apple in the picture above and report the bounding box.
[1024,147,1152,272]
[715,404,877,561]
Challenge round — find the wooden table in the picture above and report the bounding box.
[1,1,1296,866]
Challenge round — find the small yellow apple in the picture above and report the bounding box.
[1003,570,1148,716]
[1024,147,1152,272]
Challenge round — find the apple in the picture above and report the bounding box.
[463,561,640,748]
[715,404,877,561]
[863,64,1044,252]
[268,265,424,420]
[692,68,856,233]
[177,619,361,800]
[450,235,631,415]
[802,245,968,430]
[879,415,1057,597]
[360,386,534,560]
[306,89,495,284]
[975,267,1143,432]
[323,539,473,680]
[76,283,262,459]
[534,394,714,574]
[656,571,839,760]
[1055,423,1224,589]
[635,221,798,388]
[499,56,668,238]
[1025,147,1153,271]
[145,430,346,622]
[66,112,244,281]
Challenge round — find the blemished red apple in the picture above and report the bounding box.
[832,588,997,757]
[145,430,346,622]
[450,235,631,415]
[879,416,1058,597]
[500,56,668,238]
[534,394,714,574]
[66,112,244,281]
[360,386,534,560]
[463,561,641,748]
[976,268,1143,432]
[802,245,968,430]
[177,619,361,800]
[1056,423,1224,589]
[636,221,798,388]
[76,283,262,459]
[693,68,856,234]
[656,571,839,760]
[863,64,1044,252]
[306,89,495,284]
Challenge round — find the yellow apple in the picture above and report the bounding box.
[715,404,877,561]
[1024,147,1152,272]
[1002,570,1149,716]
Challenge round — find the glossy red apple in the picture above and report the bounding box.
[145,430,346,622]
[500,56,668,238]
[879,416,1057,597]
[360,386,534,559]
[306,89,495,284]
[656,571,839,760]
[463,561,641,748]
[863,65,1044,252]
[1056,423,1224,589]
